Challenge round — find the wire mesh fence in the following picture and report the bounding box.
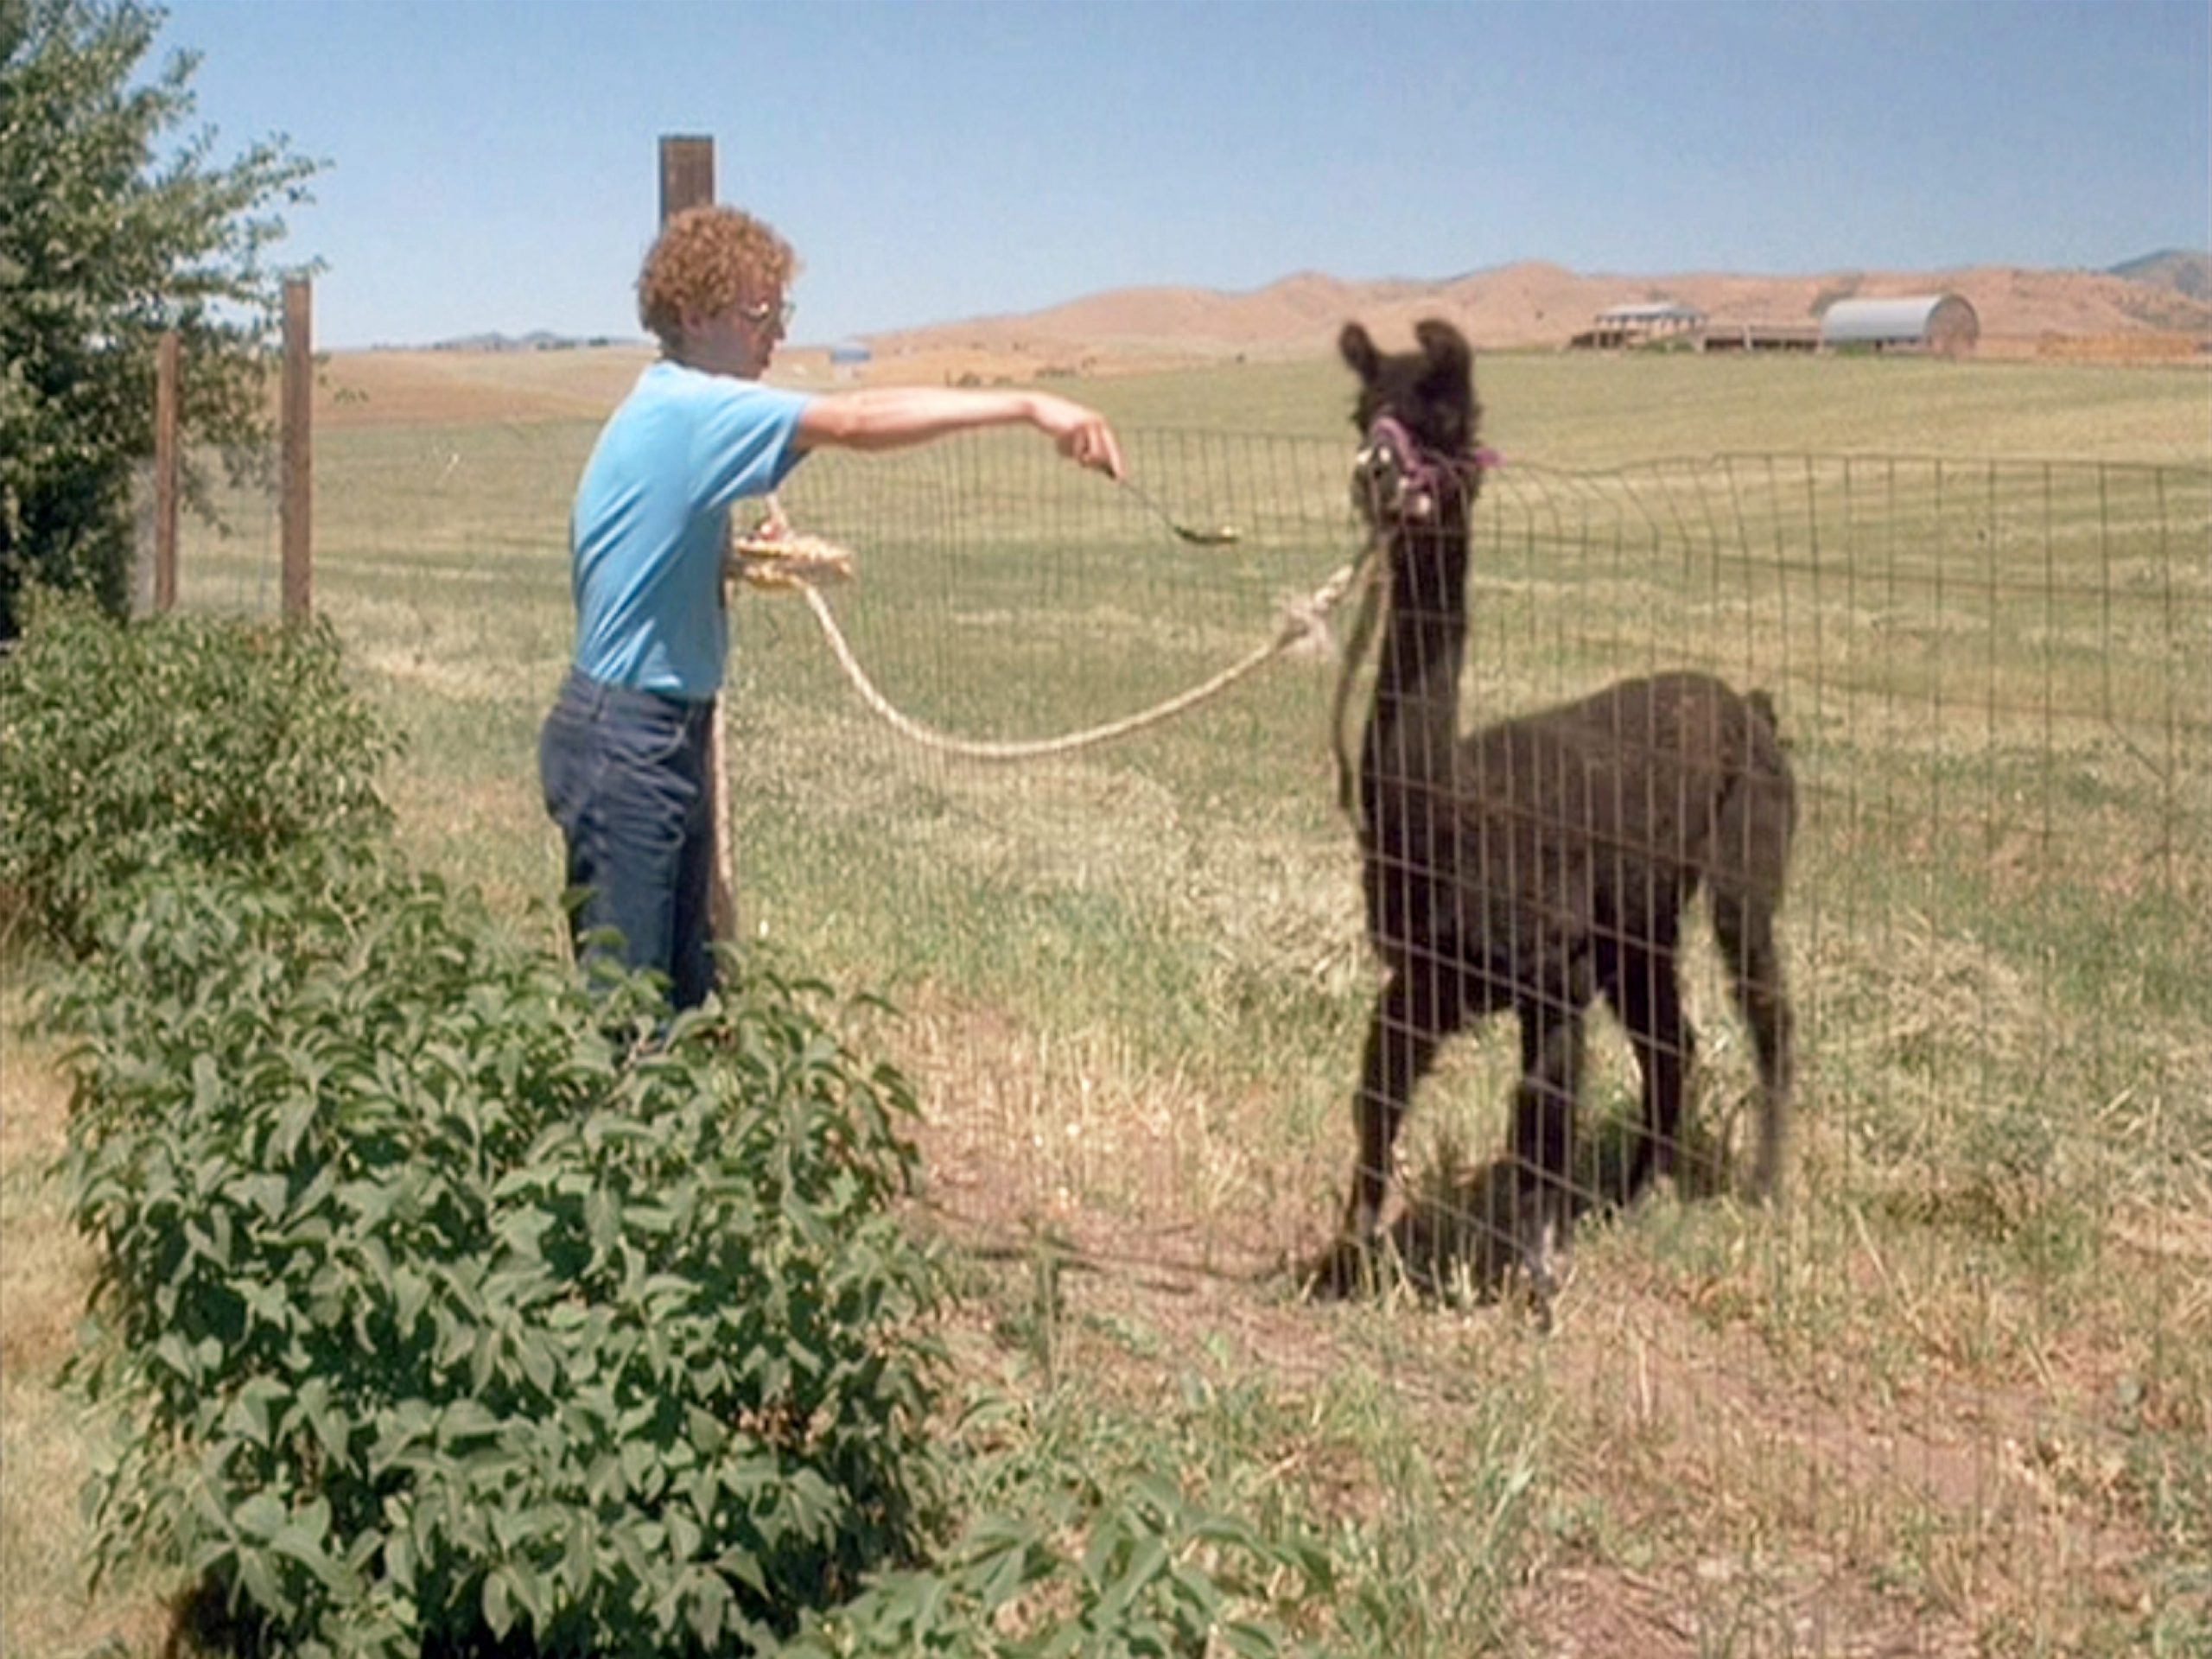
[744,437,2206,1214]
[130,443,285,618]
[726,432,2209,1650]
[154,407,2209,1649]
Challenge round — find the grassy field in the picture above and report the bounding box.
[7,349,2209,1655]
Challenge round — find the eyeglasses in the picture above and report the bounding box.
[741,296,796,329]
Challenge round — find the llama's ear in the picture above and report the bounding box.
[1338,321,1380,383]
[1414,319,1471,389]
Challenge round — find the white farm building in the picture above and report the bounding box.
[1571,302,1707,349]
[1818,294,1980,357]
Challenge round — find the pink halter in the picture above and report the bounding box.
[1357,413,1499,524]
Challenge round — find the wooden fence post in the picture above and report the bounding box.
[153,331,180,613]
[659,135,715,223]
[280,276,313,621]
[655,135,739,943]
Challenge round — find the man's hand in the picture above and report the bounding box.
[1031,394,1126,481]
[751,494,792,542]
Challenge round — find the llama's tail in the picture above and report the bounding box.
[1748,689,1794,836]
[1746,688,1789,752]
[1726,687,1797,885]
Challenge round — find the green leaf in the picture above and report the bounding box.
[561,1510,597,1600]
[482,1565,516,1640]
[666,1509,702,1563]
[391,1265,430,1339]
[439,1399,500,1445]
[235,1545,291,1621]
[506,1559,551,1630]
[512,1330,558,1398]
[384,1528,416,1594]
[234,1491,287,1542]
[715,1542,767,1599]
[619,1437,661,1500]
[270,1500,351,1596]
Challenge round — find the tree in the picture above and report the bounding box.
[0,0,321,636]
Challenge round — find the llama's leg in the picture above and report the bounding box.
[1510,990,1586,1331]
[1712,711,1796,1203]
[1609,944,1693,1200]
[1342,963,1459,1245]
[1713,889,1793,1201]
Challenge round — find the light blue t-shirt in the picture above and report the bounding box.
[569,362,812,699]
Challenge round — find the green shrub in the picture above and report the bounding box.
[0,590,394,954]
[781,1364,1344,1659]
[785,1466,1332,1658]
[54,847,946,1657]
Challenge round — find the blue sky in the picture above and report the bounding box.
[155,0,2210,351]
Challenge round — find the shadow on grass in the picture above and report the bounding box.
[1300,1121,1743,1310]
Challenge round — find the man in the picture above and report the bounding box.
[542,205,1125,1007]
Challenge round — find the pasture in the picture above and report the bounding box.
[6,348,2209,1655]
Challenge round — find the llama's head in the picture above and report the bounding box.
[1339,318,1482,532]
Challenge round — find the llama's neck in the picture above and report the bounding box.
[1362,514,1470,812]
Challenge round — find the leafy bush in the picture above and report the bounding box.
[0,590,394,953]
[23,593,1351,1656]
[54,846,946,1657]
[784,1385,1341,1658]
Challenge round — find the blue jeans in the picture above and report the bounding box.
[540,668,717,1009]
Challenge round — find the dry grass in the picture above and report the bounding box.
[861,962,2211,1654]
[313,345,656,430]
[32,346,2206,1653]
[0,991,166,1659]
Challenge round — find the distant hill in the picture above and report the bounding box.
[398,253,2212,378]
[863,257,2212,377]
[426,329,630,353]
[2108,249,2212,302]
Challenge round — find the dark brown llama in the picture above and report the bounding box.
[1331,318,1796,1325]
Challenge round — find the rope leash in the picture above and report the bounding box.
[704,509,1377,940]
[722,522,1375,762]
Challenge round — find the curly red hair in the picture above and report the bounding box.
[637,207,798,347]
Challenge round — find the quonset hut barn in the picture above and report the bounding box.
[1818,293,1980,357]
